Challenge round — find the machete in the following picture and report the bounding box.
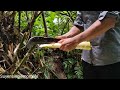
[25,36,61,49]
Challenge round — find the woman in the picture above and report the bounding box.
[56,11,120,79]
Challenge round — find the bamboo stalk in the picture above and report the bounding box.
[39,41,91,50]
[12,45,36,75]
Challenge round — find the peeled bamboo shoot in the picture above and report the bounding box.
[39,41,91,50]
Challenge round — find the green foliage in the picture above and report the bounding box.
[63,50,83,79]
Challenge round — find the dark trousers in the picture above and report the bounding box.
[82,60,120,79]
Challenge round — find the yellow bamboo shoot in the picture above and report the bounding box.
[39,41,91,50]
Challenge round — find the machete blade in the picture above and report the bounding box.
[25,36,61,49]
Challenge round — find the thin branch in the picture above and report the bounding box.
[67,11,74,22]
[18,11,21,32]
[25,11,29,22]
[41,11,48,37]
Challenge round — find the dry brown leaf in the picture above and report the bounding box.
[0,43,3,48]
[0,67,5,74]
[8,50,13,62]
[8,43,14,55]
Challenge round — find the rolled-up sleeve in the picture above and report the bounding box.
[73,11,84,30]
[98,11,120,23]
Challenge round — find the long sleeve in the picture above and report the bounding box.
[98,11,120,23]
[73,11,84,30]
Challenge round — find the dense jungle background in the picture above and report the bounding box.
[0,11,83,79]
